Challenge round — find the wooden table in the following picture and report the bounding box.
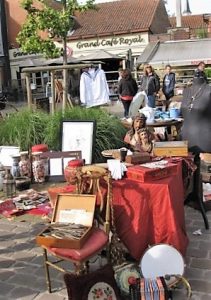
[146,119,183,128]
[147,119,183,140]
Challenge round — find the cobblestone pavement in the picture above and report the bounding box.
[0,202,211,299]
[1,101,211,299]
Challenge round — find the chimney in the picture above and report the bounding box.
[176,0,182,27]
[183,0,192,15]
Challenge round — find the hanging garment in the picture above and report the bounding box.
[80,68,110,107]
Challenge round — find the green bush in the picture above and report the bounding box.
[0,107,127,162]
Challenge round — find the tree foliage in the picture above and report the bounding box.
[17,0,95,58]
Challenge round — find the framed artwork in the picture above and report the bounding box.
[61,121,96,164]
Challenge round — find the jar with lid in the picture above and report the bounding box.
[64,159,84,185]
[32,152,46,183]
[19,151,31,178]
[11,155,21,178]
[31,144,49,180]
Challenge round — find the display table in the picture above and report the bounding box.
[112,162,189,261]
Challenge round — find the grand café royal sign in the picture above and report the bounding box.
[75,34,146,50]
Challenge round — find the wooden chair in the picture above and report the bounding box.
[40,165,112,293]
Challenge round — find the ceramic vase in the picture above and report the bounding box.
[32,152,46,183]
[64,159,84,185]
[19,151,31,178]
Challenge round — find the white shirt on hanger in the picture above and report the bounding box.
[80,67,110,108]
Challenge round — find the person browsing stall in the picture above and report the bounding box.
[194,61,208,84]
[162,64,176,110]
[118,69,138,119]
[139,64,160,108]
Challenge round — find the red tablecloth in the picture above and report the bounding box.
[112,162,189,261]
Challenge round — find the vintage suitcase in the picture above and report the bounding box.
[153,141,188,157]
[36,193,96,249]
[126,162,177,182]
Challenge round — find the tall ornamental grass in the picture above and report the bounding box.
[0,106,127,162]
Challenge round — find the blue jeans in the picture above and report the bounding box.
[147,95,155,108]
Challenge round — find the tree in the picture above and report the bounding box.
[17,0,95,111]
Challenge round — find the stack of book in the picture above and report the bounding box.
[129,277,171,300]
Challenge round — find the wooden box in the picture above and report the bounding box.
[36,194,96,249]
[153,141,188,157]
[125,152,151,165]
[126,163,177,182]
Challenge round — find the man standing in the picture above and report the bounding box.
[194,61,208,83]
[162,64,176,110]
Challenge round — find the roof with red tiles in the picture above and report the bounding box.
[69,0,170,40]
[169,14,208,29]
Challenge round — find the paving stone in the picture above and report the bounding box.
[184,267,207,280]
[189,279,211,293]
[11,251,37,262]
[0,257,15,268]
[9,287,39,300]
[190,258,211,270]
[0,281,16,298]
[0,270,16,281]
[201,294,211,300]
[0,240,16,249]
[34,293,65,299]
[7,273,41,287]
[186,247,209,258]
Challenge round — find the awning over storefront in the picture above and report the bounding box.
[19,56,82,67]
[77,50,122,60]
[137,39,211,67]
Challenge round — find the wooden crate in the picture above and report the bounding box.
[153,141,188,157]
[36,194,96,249]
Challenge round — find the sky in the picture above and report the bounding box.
[81,0,211,15]
[166,0,211,15]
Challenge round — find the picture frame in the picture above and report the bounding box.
[40,151,82,182]
[61,121,96,164]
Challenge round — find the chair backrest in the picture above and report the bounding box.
[77,165,111,234]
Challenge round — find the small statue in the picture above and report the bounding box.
[136,128,153,154]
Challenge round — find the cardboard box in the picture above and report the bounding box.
[36,194,96,249]
[153,141,188,157]
[126,163,177,182]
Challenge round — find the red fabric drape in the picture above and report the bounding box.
[112,162,189,261]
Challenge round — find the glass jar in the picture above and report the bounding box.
[11,155,21,178]
[19,151,31,178]
[64,159,84,185]
[32,152,46,183]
